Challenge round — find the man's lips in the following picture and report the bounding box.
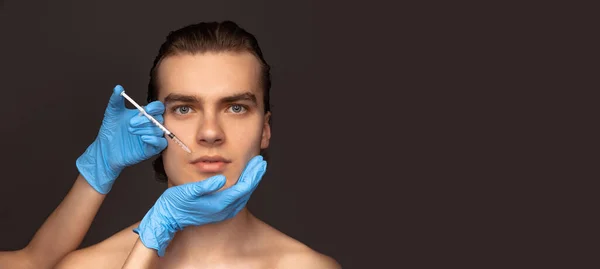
[190,155,231,173]
[193,161,229,173]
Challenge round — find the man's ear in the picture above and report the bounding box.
[260,112,271,149]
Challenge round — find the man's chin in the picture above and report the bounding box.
[174,173,221,185]
[167,167,241,189]
[167,175,214,188]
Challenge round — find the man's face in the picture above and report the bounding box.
[156,51,271,188]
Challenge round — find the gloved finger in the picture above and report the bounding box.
[225,192,252,219]
[130,126,164,136]
[190,175,227,196]
[130,114,164,127]
[144,101,165,116]
[233,176,261,203]
[238,157,267,191]
[236,155,265,186]
[249,161,267,190]
[105,85,126,114]
[141,135,168,149]
[152,137,168,151]
[218,158,266,202]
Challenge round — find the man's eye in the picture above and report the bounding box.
[173,106,192,114]
[228,104,247,114]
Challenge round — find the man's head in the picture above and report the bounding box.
[147,21,272,188]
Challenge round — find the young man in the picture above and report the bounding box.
[55,21,340,268]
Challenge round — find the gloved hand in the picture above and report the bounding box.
[133,155,267,257]
[76,85,168,194]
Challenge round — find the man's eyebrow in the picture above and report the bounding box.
[164,93,201,105]
[163,92,258,105]
[220,92,257,105]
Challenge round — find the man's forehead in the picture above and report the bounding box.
[155,53,263,101]
[156,52,261,83]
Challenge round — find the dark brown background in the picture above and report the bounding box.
[1,1,587,268]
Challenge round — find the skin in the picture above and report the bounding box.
[55,51,340,269]
[0,175,107,269]
[158,51,270,190]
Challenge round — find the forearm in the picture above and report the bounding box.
[22,174,106,267]
[0,250,33,269]
[121,238,159,269]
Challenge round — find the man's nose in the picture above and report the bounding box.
[195,114,225,147]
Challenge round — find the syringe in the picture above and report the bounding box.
[120,91,192,154]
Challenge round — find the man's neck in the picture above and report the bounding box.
[164,207,258,258]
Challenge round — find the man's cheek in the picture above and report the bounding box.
[164,125,195,154]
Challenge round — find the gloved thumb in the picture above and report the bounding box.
[191,175,227,196]
[106,85,126,114]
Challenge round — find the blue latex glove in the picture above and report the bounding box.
[76,85,168,194]
[133,155,267,257]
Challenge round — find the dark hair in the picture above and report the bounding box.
[147,21,272,183]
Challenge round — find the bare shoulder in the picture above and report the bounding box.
[54,222,140,269]
[252,220,340,269]
[276,248,341,269]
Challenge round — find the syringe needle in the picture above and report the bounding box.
[168,134,192,154]
[121,90,193,154]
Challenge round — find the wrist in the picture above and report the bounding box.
[134,209,177,257]
[76,140,121,194]
[122,238,160,268]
